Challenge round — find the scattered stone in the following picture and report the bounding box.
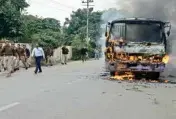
[102,92,106,94]
[169,81,176,84]
[132,86,143,92]
[153,98,159,105]
[168,75,175,78]
[44,90,51,93]
[118,94,122,96]
[125,86,143,92]
[100,72,109,77]
[146,93,155,96]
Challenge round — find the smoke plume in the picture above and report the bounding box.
[101,0,176,78]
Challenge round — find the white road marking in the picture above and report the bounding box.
[0,102,20,112]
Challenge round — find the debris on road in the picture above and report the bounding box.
[102,92,106,94]
[149,98,160,105]
[100,71,176,86]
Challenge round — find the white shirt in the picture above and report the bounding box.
[32,47,45,58]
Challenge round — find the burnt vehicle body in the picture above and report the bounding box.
[104,18,171,79]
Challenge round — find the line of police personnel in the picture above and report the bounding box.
[0,41,54,77]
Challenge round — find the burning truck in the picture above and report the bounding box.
[104,18,171,80]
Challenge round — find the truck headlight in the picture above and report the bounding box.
[162,55,169,64]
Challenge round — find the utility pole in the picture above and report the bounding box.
[82,0,94,42]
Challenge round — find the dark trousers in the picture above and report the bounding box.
[81,54,86,62]
[35,56,43,73]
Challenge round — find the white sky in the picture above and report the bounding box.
[26,0,117,24]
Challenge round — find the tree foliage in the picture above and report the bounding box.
[20,15,62,48]
[63,8,102,59]
[0,0,29,38]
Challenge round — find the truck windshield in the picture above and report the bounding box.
[111,23,162,43]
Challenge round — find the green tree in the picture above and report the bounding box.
[20,15,62,48]
[0,0,29,39]
[63,8,102,59]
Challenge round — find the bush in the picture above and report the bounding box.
[71,48,81,60]
[71,47,95,60]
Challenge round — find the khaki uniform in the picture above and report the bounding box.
[62,54,68,64]
[11,45,18,71]
[16,47,27,69]
[61,47,69,64]
[25,56,31,67]
[1,44,15,76]
[0,46,4,71]
[44,48,53,66]
[47,48,54,66]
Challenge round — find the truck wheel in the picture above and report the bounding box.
[146,72,160,80]
[108,62,116,76]
[110,71,115,76]
[134,72,143,79]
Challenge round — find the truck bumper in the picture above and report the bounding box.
[106,61,165,78]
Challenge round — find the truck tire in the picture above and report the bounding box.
[109,62,116,76]
[146,72,160,80]
[110,71,115,76]
[134,72,160,80]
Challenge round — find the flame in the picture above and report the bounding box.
[111,72,135,81]
[162,55,170,64]
[138,56,142,60]
[105,37,170,83]
[129,56,135,61]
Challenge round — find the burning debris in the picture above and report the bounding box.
[110,72,134,81]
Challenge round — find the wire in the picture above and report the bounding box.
[31,1,72,13]
[49,0,77,10]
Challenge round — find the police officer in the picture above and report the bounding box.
[80,46,87,63]
[61,46,69,64]
[16,44,28,70]
[47,47,54,66]
[0,43,4,72]
[1,41,15,77]
[44,47,49,66]
[11,43,18,72]
[23,44,31,68]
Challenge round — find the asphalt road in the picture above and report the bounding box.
[0,59,176,119]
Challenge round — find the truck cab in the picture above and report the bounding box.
[104,18,171,79]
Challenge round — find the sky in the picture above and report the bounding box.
[26,0,117,24]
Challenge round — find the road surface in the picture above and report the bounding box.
[0,59,176,119]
